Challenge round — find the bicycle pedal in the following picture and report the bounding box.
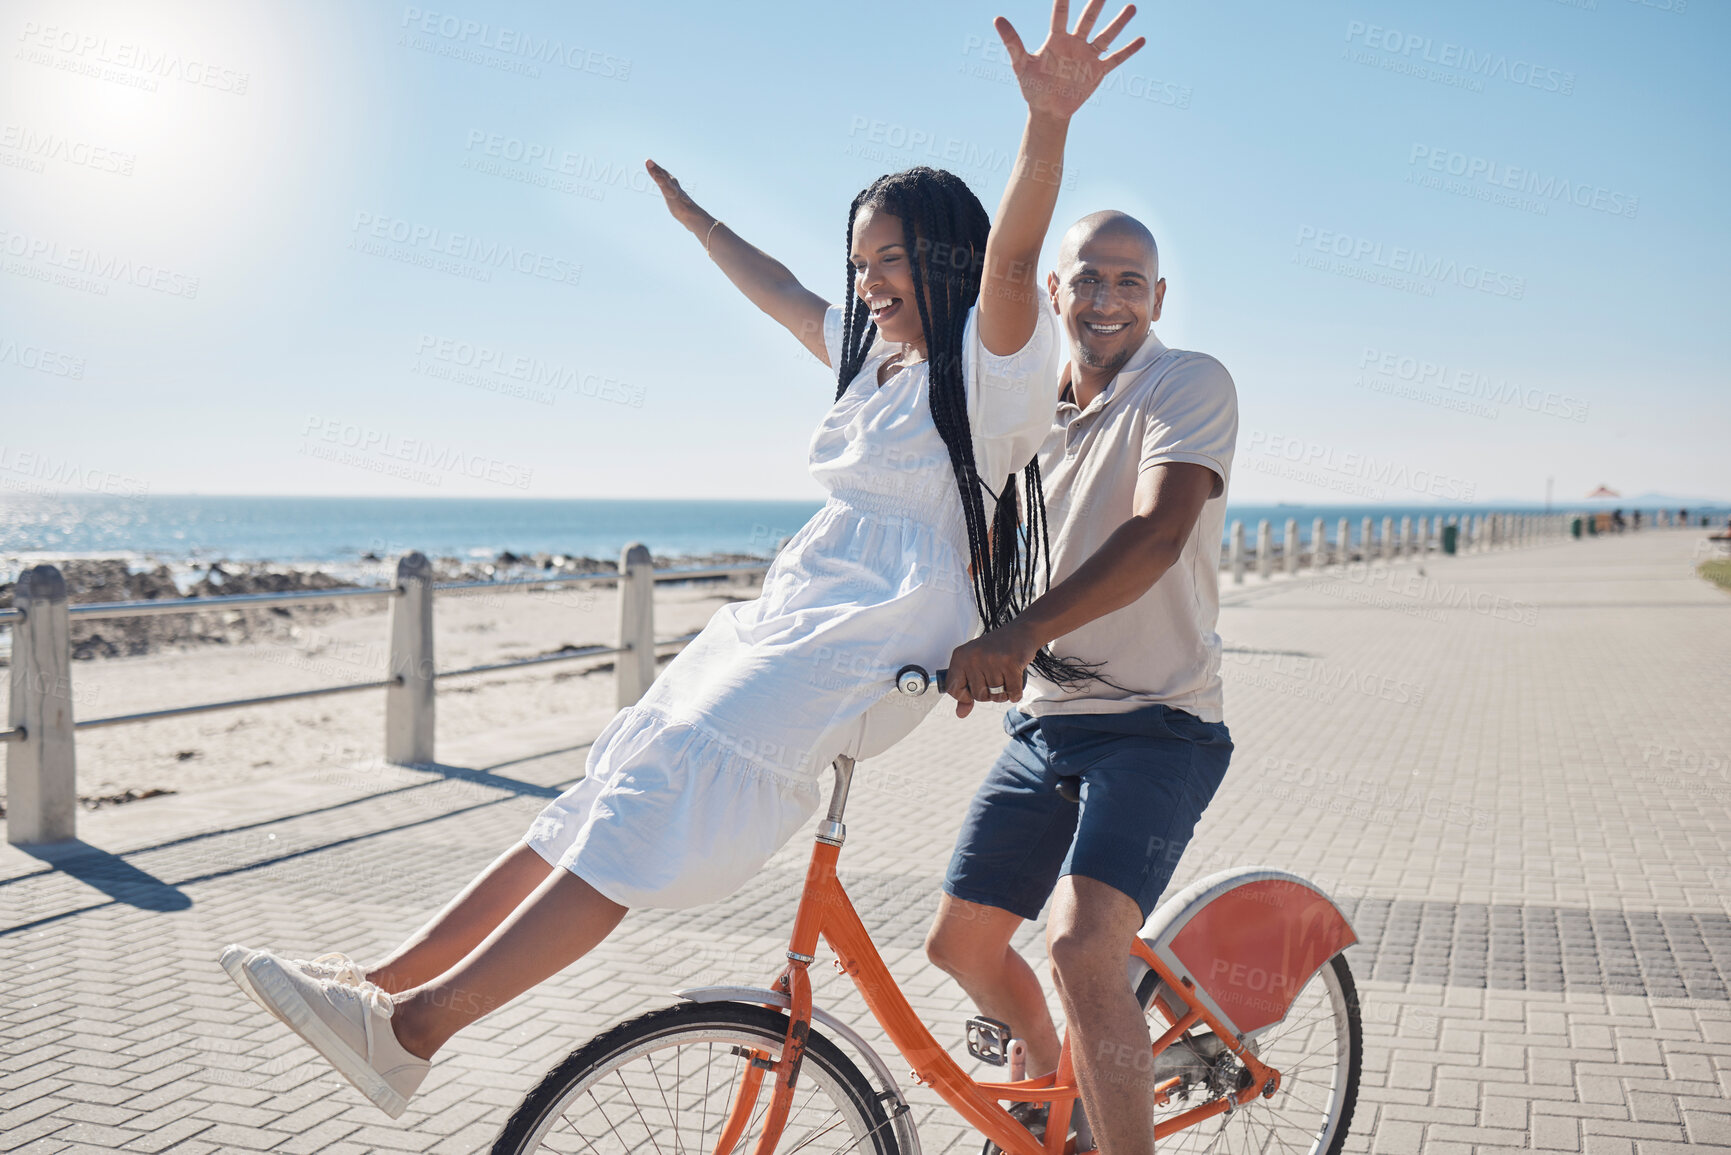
[965,1016,1012,1066]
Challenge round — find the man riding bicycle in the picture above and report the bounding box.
[928,209,1239,1155]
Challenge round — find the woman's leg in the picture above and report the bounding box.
[365,842,555,993]
[389,868,628,1059]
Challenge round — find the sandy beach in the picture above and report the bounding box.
[0,561,764,809]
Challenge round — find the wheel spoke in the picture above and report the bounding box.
[645,1047,687,1155]
[615,1067,670,1155]
[695,1038,709,1149]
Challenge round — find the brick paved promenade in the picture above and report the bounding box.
[4,529,1729,1153]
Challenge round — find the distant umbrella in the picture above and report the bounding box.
[1586,485,1621,498]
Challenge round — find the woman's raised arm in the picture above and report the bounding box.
[978,0,1144,356]
[647,160,833,366]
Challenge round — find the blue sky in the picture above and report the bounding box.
[2,0,1726,505]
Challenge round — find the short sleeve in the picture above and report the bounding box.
[1139,353,1238,496]
[822,304,845,373]
[962,304,1062,486]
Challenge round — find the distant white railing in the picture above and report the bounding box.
[1216,510,1594,585]
[2,545,766,846]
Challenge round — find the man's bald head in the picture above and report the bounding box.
[1058,210,1159,281]
[1046,210,1167,382]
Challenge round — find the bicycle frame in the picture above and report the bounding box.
[725,757,1290,1155]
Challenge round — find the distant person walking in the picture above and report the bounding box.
[219,0,1145,1120]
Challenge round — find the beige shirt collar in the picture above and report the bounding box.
[1056,328,1172,417]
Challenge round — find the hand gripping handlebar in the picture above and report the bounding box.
[891,664,1082,803]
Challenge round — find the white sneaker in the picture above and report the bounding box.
[219,944,367,1020]
[242,952,430,1119]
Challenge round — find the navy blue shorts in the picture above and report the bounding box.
[943,704,1233,921]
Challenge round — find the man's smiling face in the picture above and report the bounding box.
[1048,212,1166,379]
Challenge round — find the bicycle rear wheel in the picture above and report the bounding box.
[1145,954,1362,1155]
[492,1001,901,1155]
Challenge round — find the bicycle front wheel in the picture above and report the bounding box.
[1148,953,1362,1155]
[491,1001,901,1155]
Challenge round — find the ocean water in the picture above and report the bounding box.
[0,493,1715,571]
[0,494,826,567]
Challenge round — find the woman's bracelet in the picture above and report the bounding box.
[704,219,722,259]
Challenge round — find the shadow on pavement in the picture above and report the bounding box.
[17,839,192,912]
[0,744,594,936]
[398,759,565,801]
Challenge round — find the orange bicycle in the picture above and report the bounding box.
[491,666,1362,1155]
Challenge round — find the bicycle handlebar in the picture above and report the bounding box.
[894,665,947,696]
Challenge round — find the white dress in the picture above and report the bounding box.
[524,303,1060,908]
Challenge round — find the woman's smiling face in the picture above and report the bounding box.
[850,207,926,351]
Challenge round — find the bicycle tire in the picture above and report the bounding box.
[1143,953,1362,1155]
[491,1000,902,1155]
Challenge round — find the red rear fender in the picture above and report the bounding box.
[1137,868,1357,1038]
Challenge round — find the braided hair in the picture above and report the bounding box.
[835,167,1098,688]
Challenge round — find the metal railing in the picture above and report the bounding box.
[2,544,768,846]
[1219,511,1583,585]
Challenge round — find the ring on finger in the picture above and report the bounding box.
[987,684,1006,695]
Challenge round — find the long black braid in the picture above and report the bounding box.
[836,167,1099,688]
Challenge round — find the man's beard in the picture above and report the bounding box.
[1077,341,1134,373]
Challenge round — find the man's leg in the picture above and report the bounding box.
[1047,876,1155,1155]
[366,842,555,993]
[390,868,628,1060]
[929,708,1077,1076]
[925,896,1062,1075]
[1045,707,1233,1152]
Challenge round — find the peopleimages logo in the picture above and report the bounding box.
[1358,348,1589,423]
[0,124,135,176]
[0,445,147,497]
[1343,21,1576,95]
[462,130,653,196]
[349,212,582,287]
[1246,429,1477,502]
[413,334,645,407]
[15,21,251,94]
[0,335,84,378]
[1408,145,1637,219]
[1294,226,1526,300]
[0,226,200,298]
[398,7,631,80]
[845,117,1013,173]
[300,416,534,490]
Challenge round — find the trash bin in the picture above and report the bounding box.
[1442,524,1458,554]
[1571,517,1583,539]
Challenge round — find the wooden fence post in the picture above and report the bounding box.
[1312,517,1327,568]
[1361,517,1373,563]
[1381,516,1395,560]
[615,543,656,708]
[1284,518,1300,575]
[1338,518,1350,567]
[1230,520,1245,585]
[1257,520,1273,579]
[385,552,436,767]
[5,565,77,846]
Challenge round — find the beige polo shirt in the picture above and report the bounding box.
[1020,330,1239,723]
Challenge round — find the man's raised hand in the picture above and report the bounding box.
[996,0,1145,121]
